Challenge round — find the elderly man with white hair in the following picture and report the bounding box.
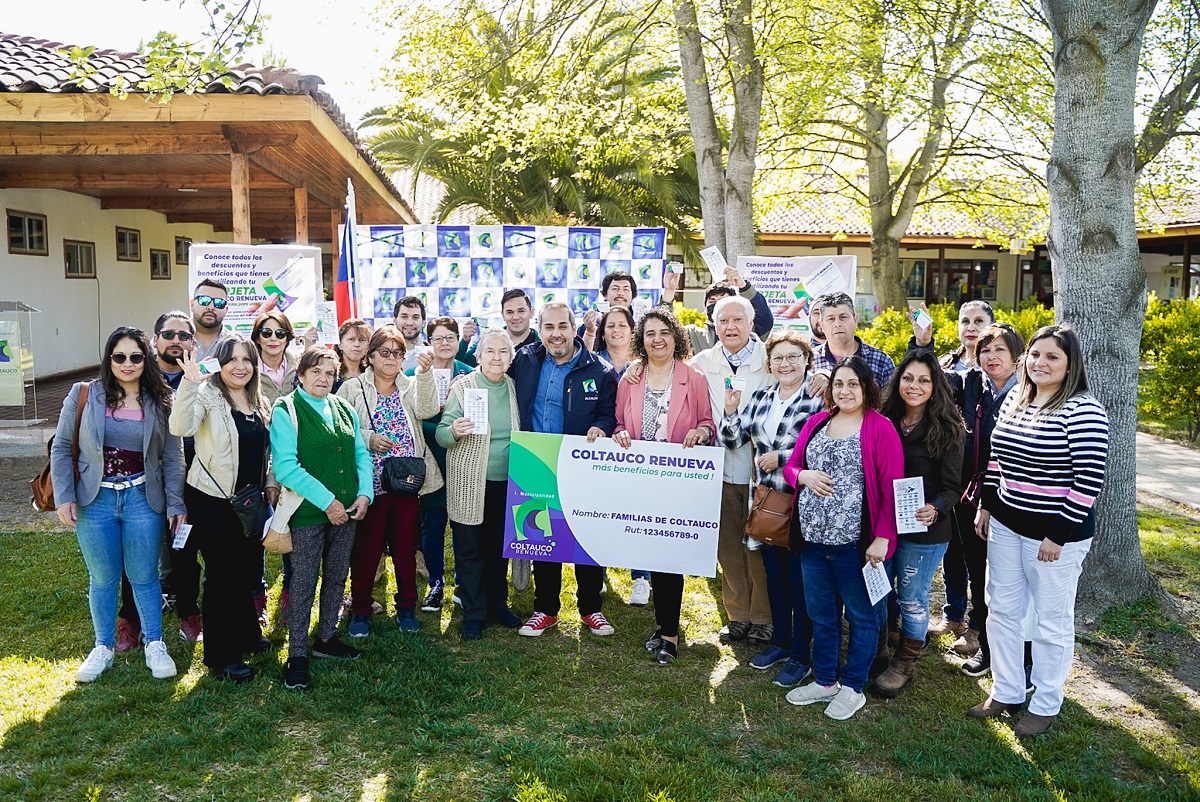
[689,294,776,645]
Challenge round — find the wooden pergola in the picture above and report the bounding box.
[0,38,415,245]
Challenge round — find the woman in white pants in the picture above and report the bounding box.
[970,324,1109,736]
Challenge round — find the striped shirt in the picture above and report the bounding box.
[983,392,1110,544]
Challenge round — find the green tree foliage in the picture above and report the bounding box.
[860,301,1055,363]
[1139,298,1200,440]
[364,0,701,258]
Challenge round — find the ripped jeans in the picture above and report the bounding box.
[893,539,950,641]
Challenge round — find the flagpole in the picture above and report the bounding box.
[345,178,359,319]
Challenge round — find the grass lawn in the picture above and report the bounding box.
[1,509,1197,802]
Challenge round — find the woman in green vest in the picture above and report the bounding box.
[269,346,374,691]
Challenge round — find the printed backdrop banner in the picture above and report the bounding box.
[350,225,667,328]
[0,320,23,406]
[738,254,858,336]
[189,244,323,338]
[503,432,724,577]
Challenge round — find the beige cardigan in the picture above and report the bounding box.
[335,367,444,496]
[169,377,278,497]
[441,372,521,526]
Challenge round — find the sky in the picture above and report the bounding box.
[4,0,395,124]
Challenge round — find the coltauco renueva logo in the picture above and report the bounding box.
[511,498,554,546]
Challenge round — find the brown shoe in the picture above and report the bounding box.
[952,628,981,655]
[967,698,1023,719]
[1015,712,1055,736]
[872,636,923,698]
[928,616,968,638]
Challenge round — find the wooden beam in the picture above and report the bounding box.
[231,153,251,243]
[0,132,232,157]
[0,173,292,191]
[221,125,298,154]
[294,186,309,245]
[0,93,314,125]
[100,196,318,213]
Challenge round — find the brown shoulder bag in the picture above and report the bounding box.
[30,382,88,512]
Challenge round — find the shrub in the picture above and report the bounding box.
[672,302,707,328]
[993,299,1056,345]
[1139,298,1200,440]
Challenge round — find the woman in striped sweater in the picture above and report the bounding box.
[969,324,1109,736]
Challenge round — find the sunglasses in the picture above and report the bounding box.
[194,295,228,310]
[158,330,194,341]
[111,352,146,365]
[257,328,290,340]
[373,348,404,359]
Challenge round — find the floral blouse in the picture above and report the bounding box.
[794,427,864,546]
[370,389,417,494]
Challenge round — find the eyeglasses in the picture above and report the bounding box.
[257,328,289,340]
[429,335,458,344]
[194,295,228,310]
[374,348,403,359]
[158,330,193,341]
[110,352,145,365]
[769,354,807,366]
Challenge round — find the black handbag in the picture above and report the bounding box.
[361,378,426,496]
[961,398,985,507]
[199,417,270,539]
[381,456,426,496]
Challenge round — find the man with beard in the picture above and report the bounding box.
[153,311,195,390]
[509,301,618,638]
[393,295,428,373]
[458,289,541,367]
[191,279,233,361]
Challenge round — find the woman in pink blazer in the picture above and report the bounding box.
[613,309,715,665]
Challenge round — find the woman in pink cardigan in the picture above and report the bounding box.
[781,356,904,720]
[613,309,715,666]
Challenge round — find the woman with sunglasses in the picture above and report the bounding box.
[338,326,444,635]
[51,327,186,683]
[252,311,298,405]
[171,339,278,682]
[408,317,472,612]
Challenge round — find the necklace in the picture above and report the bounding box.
[900,416,922,434]
[646,361,674,391]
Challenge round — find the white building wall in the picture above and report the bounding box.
[1,189,229,376]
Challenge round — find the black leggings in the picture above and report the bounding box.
[651,572,685,638]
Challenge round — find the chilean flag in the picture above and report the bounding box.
[334,179,359,323]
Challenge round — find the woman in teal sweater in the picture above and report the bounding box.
[270,346,373,691]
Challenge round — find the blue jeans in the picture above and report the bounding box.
[801,542,881,693]
[75,482,165,645]
[420,489,456,585]
[760,543,811,662]
[893,540,949,640]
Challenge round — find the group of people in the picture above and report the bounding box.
[50,269,1109,736]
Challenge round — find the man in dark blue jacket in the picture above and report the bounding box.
[509,301,618,638]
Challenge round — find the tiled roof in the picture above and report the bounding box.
[1142,196,1200,229]
[0,32,414,219]
[391,168,485,226]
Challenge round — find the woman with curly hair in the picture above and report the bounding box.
[872,351,965,698]
[51,326,186,683]
[613,309,715,665]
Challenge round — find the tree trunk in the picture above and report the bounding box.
[674,0,728,254]
[871,235,907,311]
[1041,0,1165,617]
[722,0,762,263]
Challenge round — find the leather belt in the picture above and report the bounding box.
[99,475,147,491]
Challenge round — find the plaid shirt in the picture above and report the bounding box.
[718,382,825,491]
[811,337,896,390]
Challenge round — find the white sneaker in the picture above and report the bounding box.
[451,593,462,607]
[629,578,651,607]
[76,645,114,683]
[825,686,867,720]
[144,640,177,679]
[786,681,840,706]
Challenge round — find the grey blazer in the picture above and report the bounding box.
[50,380,186,516]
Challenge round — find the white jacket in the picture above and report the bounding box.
[169,377,278,498]
[688,339,774,484]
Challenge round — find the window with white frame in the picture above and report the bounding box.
[116,227,141,261]
[7,210,48,255]
[64,240,96,279]
[150,249,171,280]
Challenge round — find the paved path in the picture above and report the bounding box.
[1135,432,1200,511]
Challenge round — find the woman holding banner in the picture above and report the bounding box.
[718,331,823,687]
[613,309,715,666]
[436,329,523,640]
[783,356,903,720]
